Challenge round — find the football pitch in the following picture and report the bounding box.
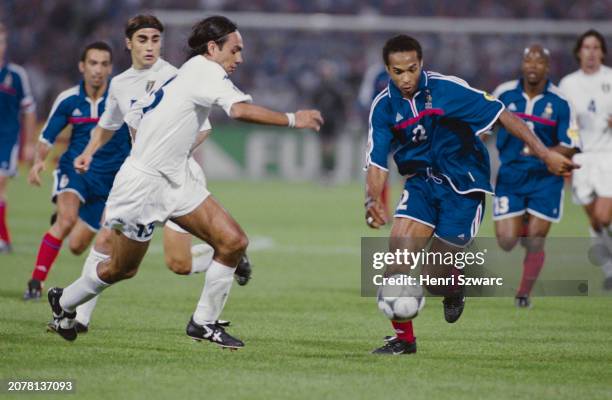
[1,171,611,399]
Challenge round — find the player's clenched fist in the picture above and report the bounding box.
[543,150,579,177]
[74,153,93,174]
[295,109,324,132]
[365,196,387,229]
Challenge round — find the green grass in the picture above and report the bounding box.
[1,170,611,400]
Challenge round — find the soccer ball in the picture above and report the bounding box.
[377,276,425,321]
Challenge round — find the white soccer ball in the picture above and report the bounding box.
[377,276,425,321]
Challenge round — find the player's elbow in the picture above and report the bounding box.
[229,103,247,120]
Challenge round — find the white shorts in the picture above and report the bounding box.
[164,158,207,234]
[105,157,209,242]
[572,152,612,205]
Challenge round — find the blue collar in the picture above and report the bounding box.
[388,70,428,99]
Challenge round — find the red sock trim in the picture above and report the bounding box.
[31,232,63,281]
[391,320,415,343]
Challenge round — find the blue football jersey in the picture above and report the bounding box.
[0,62,35,143]
[40,81,131,175]
[493,79,580,172]
[366,70,504,193]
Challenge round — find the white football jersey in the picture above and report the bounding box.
[126,56,251,186]
[559,65,612,152]
[98,58,178,131]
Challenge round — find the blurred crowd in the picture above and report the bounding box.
[1,0,610,125]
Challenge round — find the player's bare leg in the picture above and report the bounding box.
[584,197,612,289]
[0,175,11,253]
[163,226,194,275]
[67,219,97,255]
[172,195,248,349]
[25,192,82,300]
[373,217,433,355]
[422,237,469,323]
[513,215,552,308]
[48,229,149,341]
[495,215,524,252]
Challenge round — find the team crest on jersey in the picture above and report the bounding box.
[603,83,611,93]
[542,102,553,119]
[508,103,517,111]
[567,128,580,140]
[3,74,12,88]
[72,108,82,117]
[145,80,156,93]
[424,89,432,109]
[483,92,496,101]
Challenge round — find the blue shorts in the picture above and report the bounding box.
[394,173,485,247]
[51,161,117,231]
[0,141,19,177]
[493,164,564,223]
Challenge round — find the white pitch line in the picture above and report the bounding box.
[146,235,359,256]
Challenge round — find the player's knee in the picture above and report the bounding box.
[165,254,191,275]
[122,267,139,280]
[593,210,612,228]
[68,240,88,255]
[56,213,77,235]
[220,230,248,258]
[496,236,518,252]
[99,260,139,283]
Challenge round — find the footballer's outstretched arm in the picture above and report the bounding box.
[230,102,324,132]
[73,126,116,173]
[498,110,578,176]
[365,165,389,229]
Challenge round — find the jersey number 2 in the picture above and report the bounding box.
[412,125,428,143]
[397,190,409,211]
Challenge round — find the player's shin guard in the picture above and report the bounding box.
[32,232,63,281]
[391,320,415,343]
[59,255,111,313]
[193,260,234,325]
[190,243,214,274]
[75,249,109,326]
[517,251,545,296]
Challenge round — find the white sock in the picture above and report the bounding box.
[190,243,214,274]
[193,260,235,325]
[75,249,110,325]
[60,251,111,313]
